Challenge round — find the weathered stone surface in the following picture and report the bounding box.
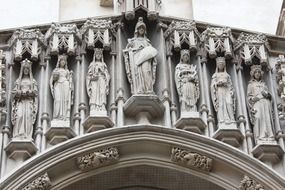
[171,147,212,171]
[22,173,51,190]
[77,147,119,170]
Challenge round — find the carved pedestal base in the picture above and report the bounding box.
[252,143,284,163]
[124,95,165,124]
[5,140,37,161]
[45,119,76,145]
[212,122,243,147]
[83,115,114,133]
[175,112,206,134]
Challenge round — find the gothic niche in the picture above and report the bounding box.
[210,57,236,129]
[45,54,76,145]
[123,17,164,124]
[248,65,283,163]
[5,59,38,161]
[50,54,74,127]
[83,48,114,132]
[12,59,38,140]
[174,49,206,134]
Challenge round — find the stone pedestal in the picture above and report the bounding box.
[83,115,114,133]
[5,140,37,161]
[175,112,206,134]
[45,119,76,145]
[124,95,165,124]
[212,122,243,147]
[252,142,284,163]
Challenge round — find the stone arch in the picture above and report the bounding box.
[1,126,284,190]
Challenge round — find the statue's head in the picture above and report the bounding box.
[94,48,103,61]
[180,49,190,64]
[57,54,68,68]
[20,58,33,79]
[250,65,264,81]
[134,17,146,37]
[216,57,226,72]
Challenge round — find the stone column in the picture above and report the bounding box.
[110,52,117,124]
[79,55,87,136]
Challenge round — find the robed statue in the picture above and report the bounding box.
[123,17,158,95]
[11,59,38,139]
[86,48,110,116]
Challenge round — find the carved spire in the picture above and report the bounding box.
[8,28,45,61]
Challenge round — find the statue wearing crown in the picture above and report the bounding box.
[11,59,38,140]
[123,17,158,95]
[50,54,74,124]
[211,57,236,129]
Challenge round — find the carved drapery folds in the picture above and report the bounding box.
[201,27,234,59]
[276,55,285,116]
[77,147,119,170]
[238,175,265,190]
[45,23,81,55]
[234,33,269,66]
[0,50,6,116]
[123,17,158,95]
[175,50,199,113]
[164,20,200,53]
[247,65,275,145]
[50,54,74,122]
[22,173,51,190]
[11,59,38,140]
[171,147,212,171]
[9,29,45,61]
[80,18,113,50]
[120,0,162,20]
[211,57,236,128]
[86,48,110,116]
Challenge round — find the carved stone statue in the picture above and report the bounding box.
[247,65,275,144]
[11,59,38,140]
[211,57,236,128]
[86,48,110,116]
[123,17,158,95]
[175,49,199,113]
[50,54,73,121]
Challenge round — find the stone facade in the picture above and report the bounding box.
[0,1,285,190]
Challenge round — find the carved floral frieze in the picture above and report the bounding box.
[45,23,81,55]
[164,20,200,52]
[171,147,212,171]
[22,173,51,190]
[234,33,269,66]
[9,28,45,61]
[239,175,266,190]
[77,147,119,170]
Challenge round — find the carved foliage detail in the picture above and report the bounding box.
[171,147,212,171]
[239,175,266,190]
[201,27,233,59]
[22,173,51,190]
[77,147,119,170]
[9,29,45,61]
